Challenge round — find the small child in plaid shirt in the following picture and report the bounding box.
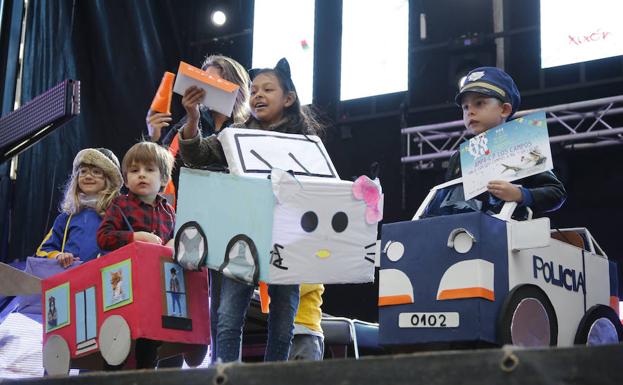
[97,141,176,251]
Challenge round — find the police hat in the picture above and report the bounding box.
[455,67,521,117]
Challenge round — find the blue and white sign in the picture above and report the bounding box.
[460,112,553,200]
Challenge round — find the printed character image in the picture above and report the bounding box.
[501,147,547,176]
[102,260,133,311]
[169,267,182,316]
[110,269,124,303]
[163,262,187,318]
[45,283,70,331]
[47,296,58,328]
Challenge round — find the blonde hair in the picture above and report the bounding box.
[60,167,119,216]
[122,141,175,188]
[202,55,250,124]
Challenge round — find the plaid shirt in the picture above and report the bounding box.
[97,192,175,251]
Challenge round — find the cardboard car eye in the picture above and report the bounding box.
[331,212,348,233]
[447,228,476,254]
[384,241,405,262]
[301,211,319,232]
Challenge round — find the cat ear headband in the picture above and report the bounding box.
[249,58,295,90]
[274,58,291,79]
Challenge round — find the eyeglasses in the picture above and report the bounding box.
[78,166,105,178]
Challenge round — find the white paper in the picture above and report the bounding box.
[173,68,239,117]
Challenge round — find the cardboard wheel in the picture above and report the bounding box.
[174,221,208,271]
[220,234,260,285]
[184,344,208,367]
[574,305,623,345]
[99,315,131,366]
[43,335,70,376]
[498,285,558,347]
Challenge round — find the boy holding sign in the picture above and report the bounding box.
[446,67,566,217]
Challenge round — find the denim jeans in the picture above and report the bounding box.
[208,269,223,364]
[215,275,299,362]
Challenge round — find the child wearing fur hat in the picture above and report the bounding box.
[36,148,123,268]
[447,66,566,217]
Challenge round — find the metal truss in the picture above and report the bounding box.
[401,95,623,168]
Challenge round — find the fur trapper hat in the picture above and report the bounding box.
[72,148,123,189]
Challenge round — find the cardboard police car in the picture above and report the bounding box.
[379,178,622,348]
[173,128,382,285]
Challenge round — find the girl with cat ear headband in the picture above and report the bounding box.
[178,58,326,363]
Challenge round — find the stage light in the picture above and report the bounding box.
[211,10,227,27]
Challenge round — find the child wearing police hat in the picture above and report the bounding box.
[446,66,566,216]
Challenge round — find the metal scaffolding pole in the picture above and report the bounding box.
[402,95,623,165]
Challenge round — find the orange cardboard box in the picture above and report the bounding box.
[172,61,240,117]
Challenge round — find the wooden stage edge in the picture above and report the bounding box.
[5,344,623,385]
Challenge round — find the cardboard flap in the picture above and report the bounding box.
[0,262,41,295]
[510,217,551,251]
[218,127,339,180]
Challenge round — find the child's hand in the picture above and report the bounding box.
[56,252,79,268]
[487,180,523,202]
[134,231,162,245]
[146,109,172,142]
[181,86,206,124]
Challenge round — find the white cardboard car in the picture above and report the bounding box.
[173,128,382,285]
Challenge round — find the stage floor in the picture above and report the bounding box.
[2,343,622,384]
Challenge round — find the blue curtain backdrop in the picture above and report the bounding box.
[4,0,214,261]
[0,0,395,321]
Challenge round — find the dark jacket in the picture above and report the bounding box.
[445,151,566,216]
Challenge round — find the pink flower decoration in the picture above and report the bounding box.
[353,176,383,224]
